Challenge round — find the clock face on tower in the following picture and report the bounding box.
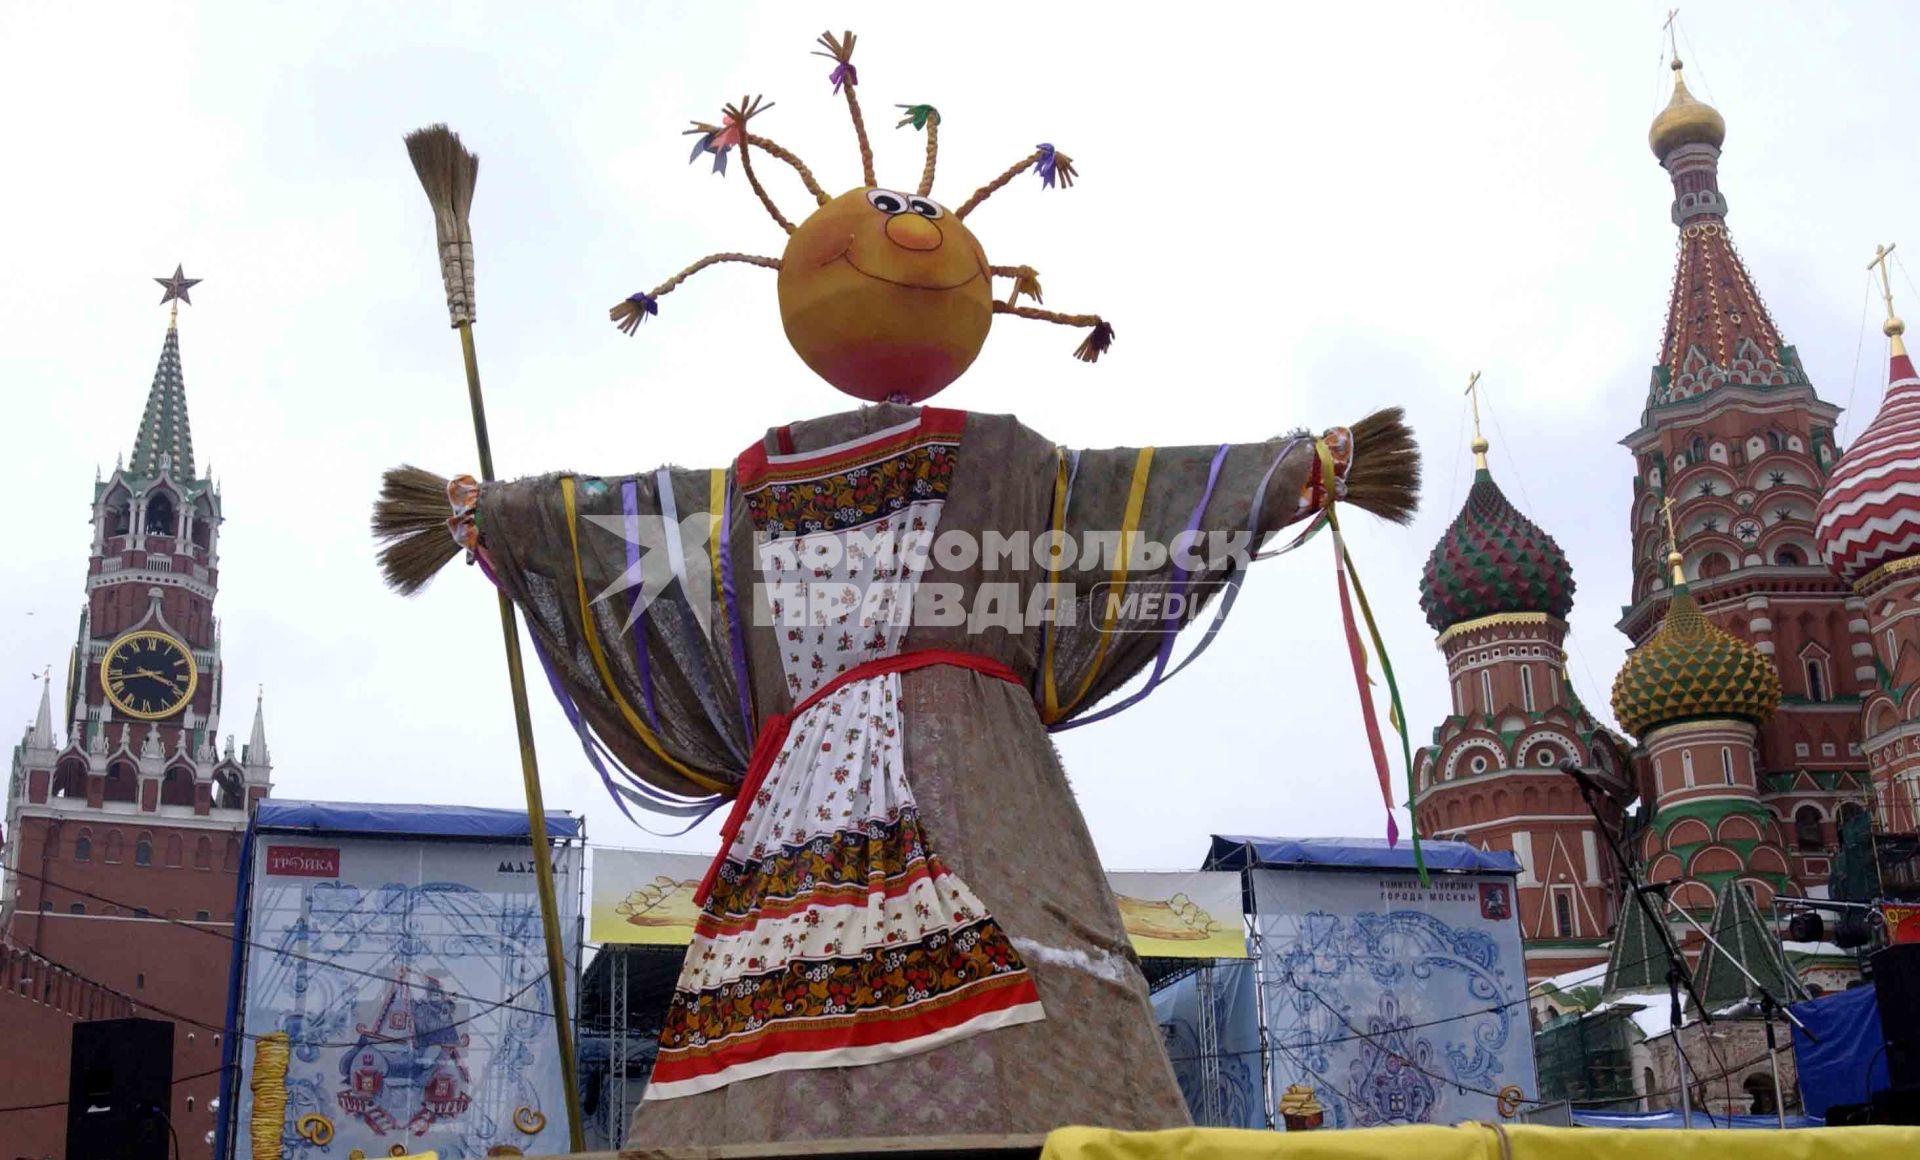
[101,630,198,720]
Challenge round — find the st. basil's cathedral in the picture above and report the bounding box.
[1414,57,1920,984]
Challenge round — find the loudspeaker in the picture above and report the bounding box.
[66,1017,174,1160]
[1875,944,1920,1089]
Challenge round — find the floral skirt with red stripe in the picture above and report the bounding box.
[645,673,1044,1099]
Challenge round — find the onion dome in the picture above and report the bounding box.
[1419,460,1575,633]
[1611,557,1781,736]
[1816,292,1920,587]
[1649,59,1726,159]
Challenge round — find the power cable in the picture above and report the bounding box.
[0,1064,224,1116]
[11,863,564,1022]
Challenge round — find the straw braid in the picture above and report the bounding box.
[918,112,939,195]
[747,134,831,205]
[721,96,795,234]
[990,265,1044,306]
[993,301,1115,362]
[815,31,875,187]
[736,141,793,233]
[654,252,780,297]
[609,253,781,334]
[957,150,1038,219]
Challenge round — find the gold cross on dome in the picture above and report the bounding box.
[1661,495,1688,584]
[1464,371,1487,469]
[1871,244,1907,355]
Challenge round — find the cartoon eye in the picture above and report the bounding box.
[866,189,909,214]
[908,197,944,219]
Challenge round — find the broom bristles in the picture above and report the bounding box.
[373,464,463,595]
[404,124,480,326]
[1341,407,1421,525]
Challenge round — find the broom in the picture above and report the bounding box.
[393,124,586,1151]
[1342,407,1421,525]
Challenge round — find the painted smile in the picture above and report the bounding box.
[830,249,985,292]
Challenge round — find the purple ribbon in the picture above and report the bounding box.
[686,129,729,175]
[720,478,756,740]
[1033,143,1061,188]
[1051,444,1229,732]
[828,60,857,94]
[621,480,661,727]
[480,554,719,832]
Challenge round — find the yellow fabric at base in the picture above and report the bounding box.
[1040,1123,1920,1160]
[1044,1125,1483,1160]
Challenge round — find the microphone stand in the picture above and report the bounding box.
[1561,761,1713,1128]
[1652,893,1818,1128]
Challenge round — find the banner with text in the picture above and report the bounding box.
[1254,868,1535,1128]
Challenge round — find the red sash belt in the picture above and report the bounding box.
[691,649,1023,906]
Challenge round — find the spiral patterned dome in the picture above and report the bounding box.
[1611,580,1781,736]
[1816,352,1920,587]
[1419,468,1575,632]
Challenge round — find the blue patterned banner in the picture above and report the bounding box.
[1253,868,1535,1128]
[234,834,582,1159]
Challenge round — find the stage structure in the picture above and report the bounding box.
[1205,835,1538,1129]
[217,801,584,1160]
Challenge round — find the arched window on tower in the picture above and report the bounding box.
[1520,666,1535,712]
[1479,670,1493,715]
[191,498,213,551]
[1699,552,1731,578]
[103,831,123,864]
[1775,545,1805,567]
[1690,435,1707,464]
[161,767,194,807]
[73,830,92,862]
[1721,747,1735,785]
[134,833,152,866]
[1806,658,1829,703]
[1768,430,1786,452]
[1681,750,1696,788]
[1795,805,1824,851]
[145,492,175,537]
[193,836,212,870]
[165,833,182,867]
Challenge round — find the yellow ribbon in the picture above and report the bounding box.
[1051,446,1154,722]
[562,477,730,795]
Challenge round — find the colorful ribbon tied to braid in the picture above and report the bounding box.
[685,120,736,175]
[446,474,481,554]
[828,60,857,94]
[1033,143,1063,188]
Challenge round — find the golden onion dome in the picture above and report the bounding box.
[1610,567,1780,737]
[1649,59,1726,159]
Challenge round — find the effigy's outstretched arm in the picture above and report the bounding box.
[374,464,755,809]
[1037,409,1418,727]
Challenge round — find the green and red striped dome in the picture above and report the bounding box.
[1419,468,1576,631]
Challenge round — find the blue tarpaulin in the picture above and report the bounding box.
[1204,834,1522,874]
[1569,1111,1817,1129]
[1789,984,1890,1120]
[252,798,583,840]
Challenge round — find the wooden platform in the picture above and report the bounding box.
[558,1132,1047,1160]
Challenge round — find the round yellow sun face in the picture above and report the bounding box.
[777,187,993,403]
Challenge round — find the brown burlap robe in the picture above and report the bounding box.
[477,405,1316,1142]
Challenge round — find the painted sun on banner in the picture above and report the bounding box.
[590,849,712,945]
[1106,871,1247,959]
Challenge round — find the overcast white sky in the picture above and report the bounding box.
[4,2,1917,871]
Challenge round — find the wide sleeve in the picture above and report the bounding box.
[476,466,755,807]
[1037,433,1327,727]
